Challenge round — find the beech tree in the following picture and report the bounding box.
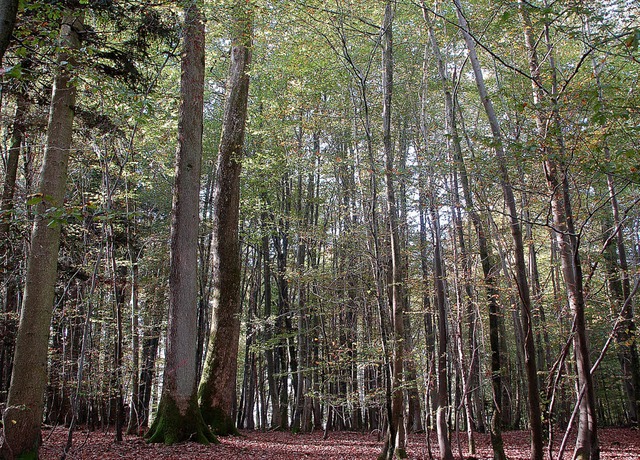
[1,11,83,458]
[198,0,252,435]
[0,1,638,458]
[145,1,215,445]
[378,2,407,459]
[452,1,544,458]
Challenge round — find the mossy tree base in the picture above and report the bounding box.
[200,405,241,436]
[377,446,408,460]
[145,394,218,445]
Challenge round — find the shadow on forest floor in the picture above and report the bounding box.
[31,426,640,459]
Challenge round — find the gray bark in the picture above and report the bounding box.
[1,13,82,458]
[146,2,214,445]
[380,2,406,458]
[452,1,544,457]
[518,2,598,458]
[198,0,252,435]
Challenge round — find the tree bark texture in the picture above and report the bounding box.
[198,0,252,435]
[1,12,81,459]
[0,0,18,63]
[453,1,543,457]
[518,2,598,458]
[379,2,407,458]
[145,2,214,445]
[429,200,454,460]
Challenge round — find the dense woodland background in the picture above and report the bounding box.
[0,0,639,459]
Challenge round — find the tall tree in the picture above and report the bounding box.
[198,0,252,435]
[518,2,598,459]
[585,17,640,425]
[378,1,407,458]
[421,4,505,457]
[452,1,543,457]
[1,11,83,458]
[145,1,215,445]
[429,194,455,460]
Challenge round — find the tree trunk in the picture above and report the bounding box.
[429,197,454,460]
[376,2,407,458]
[585,18,640,425]
[126,261,141,434]
[145,2,214,445]
[452,1,543,456]
[1,12,82,459]
[0,0,18,63]
[0,86,28,399]
[422,5,505,455]
[197,0,252,436]
[518,3,598,458]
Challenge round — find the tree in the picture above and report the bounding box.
[518,3,599,459]
[452,1,543,457]
[429,194,455,460]
[198,0,252,435]
[145,1,215,445]
[378,2,407,458]
[1,11,83,459]
[0,0,18,63]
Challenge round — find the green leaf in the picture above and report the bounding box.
[26,194,44,206]
[624,29,639,52]
[4,63,22,79]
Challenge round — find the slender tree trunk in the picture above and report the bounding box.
[585,19,640,425]
[518,3,598,459]
[428,196,454,460]
[452,1,543,457]
[1,13,82,459]
[379,2,406,457]
[238,246,260,430]
[0,87,28,398]
[197,0,252,436]
[145,2,214,445]
[138,324,160,429]
[423,5,503,454]
[127,261,141,434]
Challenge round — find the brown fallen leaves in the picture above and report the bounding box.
[38,427,639,459]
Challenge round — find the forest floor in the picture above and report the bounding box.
[37,426,639,459]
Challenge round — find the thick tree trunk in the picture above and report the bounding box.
[145,2,214,445]
[1,13,82,458]
[0,0,18,63]
[197,0,252,436]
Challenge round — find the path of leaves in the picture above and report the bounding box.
[40,427,639,459]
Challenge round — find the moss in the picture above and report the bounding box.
[394,448,408,459]
[573,448,588,460]
[145,393,218,445]
[15,450,38,460]
[200,404,240,436]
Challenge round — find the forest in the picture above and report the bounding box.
[0,0,638,459]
